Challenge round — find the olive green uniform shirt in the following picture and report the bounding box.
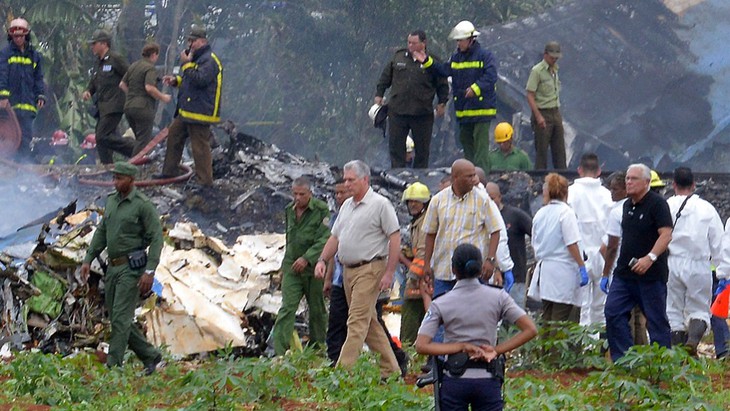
[488,146,533,171]
[525,59,560,109]
[282,197,331,276]
[84,187,163,272]
[122,58,159,112]
[87,51,129,116]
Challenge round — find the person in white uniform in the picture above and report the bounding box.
[665,167,723,354]
[567,153,612,327]
[530,173,589,323]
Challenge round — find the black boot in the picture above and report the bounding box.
[686,319,707,356]
[671,331,687,347]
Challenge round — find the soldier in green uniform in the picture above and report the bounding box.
[81,162,163,374]
[272,176,331,355]
[488,122,532,171]
[82,30,134,164]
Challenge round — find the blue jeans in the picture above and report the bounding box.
[604,276,671,361]
[440,375,503,411]
[712,276,730,358]
[433,279,457,343]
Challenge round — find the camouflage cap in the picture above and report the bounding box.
[112,161,138,177]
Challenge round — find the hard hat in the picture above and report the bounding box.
[402,182,431,203]
[494,122,513,143]
[81,133,96,149]
[368,103,388,130]
[448,20,480,41]
[51,130,69,146]
[650,170,665,188]
[8,18,30,36]
[406,135,415,153]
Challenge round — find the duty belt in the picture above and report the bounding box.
[345,256,386,269]
[110,255,129,267]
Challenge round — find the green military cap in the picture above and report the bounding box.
[112,161,138,177]
[544,41,561,58]
[187,25,207,40]
[88,29,112,44]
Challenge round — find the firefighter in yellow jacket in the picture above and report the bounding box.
[160,26,222,187]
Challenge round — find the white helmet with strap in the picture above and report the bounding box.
[448,20,479,41]
[8,18,30,35]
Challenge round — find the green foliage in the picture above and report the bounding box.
[1,338,729,409]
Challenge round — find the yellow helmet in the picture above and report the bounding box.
[402,182,430,203]
[448,20,480,41]
[494,122,513,143]
[650,170,665,188]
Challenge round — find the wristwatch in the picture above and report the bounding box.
[144,270,155,276]
[486,257,496,264]
[316,258,326,264]
[647,253,658,262]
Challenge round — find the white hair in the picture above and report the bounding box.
[343,160,370,179]
[627,163,651,181]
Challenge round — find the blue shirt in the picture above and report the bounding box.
[330,212,344,287]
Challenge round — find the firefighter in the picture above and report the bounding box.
[0,18,46,161]
[399,182,431,345]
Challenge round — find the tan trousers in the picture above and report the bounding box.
[162,116,213,186]
[338,259,400,377]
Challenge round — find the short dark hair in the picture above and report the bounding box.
[579,153,600,173]
[673,167,694,188]
[142,42,160,58]
[608,171,626,188]
[409,30,426,42]
[451,243,482,279]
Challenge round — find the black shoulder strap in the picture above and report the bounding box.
[673,193,693,228]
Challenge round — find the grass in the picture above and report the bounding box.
[1,325,729,410]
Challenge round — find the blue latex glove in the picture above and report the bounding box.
[716,279,730,296]
[504,270,514,293]
[579,266,589,287]
[600,276,610,294]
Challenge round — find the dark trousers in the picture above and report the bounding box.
[15,109,34,161]
[326,285,349,362]
[388,113,434,168]
[105,264,160,367]
[96,112,134,164]
[532,107,566,169]
[440,375,503,411]
[541,300,580,323]
[163,116,213,186]
[604,276,671,361]
[125,107,156,156]
[711,275,730,358]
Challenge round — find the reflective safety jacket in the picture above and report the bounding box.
[174,44,222,124]
[423,40,497,124]
[0,41,45,115]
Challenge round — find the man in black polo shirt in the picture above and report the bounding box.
[486,182,532,308]
[604,163,673,361]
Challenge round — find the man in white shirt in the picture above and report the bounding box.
[665,167,723,354]
[568,153,612,326]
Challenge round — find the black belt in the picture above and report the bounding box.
[110,255,128,266]
[345,256,386,269]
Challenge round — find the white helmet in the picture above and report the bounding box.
[448,20,479,41]
[368,104,382,121]
[8,18,30,35]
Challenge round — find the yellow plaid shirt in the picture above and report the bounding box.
[423,187,501,280]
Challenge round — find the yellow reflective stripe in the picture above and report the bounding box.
[179,109,220,123]
[422,56,433,69]
[0,90,9,97]
[451,61,483,70]
[455,108,496,118]
[175,75,182,87]
[210,53,223,120]
[7,56,32,65]
[181,62,198,71]
[470,83,481,96]
[13,103,37,113]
